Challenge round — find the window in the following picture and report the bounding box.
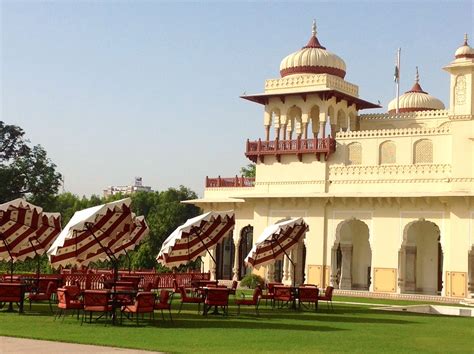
[413,139,433,164]
[347,143,362,165]
[380,141,396,164]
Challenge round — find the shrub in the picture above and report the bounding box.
[240,273,264,289]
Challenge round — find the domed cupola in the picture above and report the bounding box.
[279,21,346,79]
[454,34,474,60]
[388,67,445,114]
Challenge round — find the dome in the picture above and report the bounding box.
[388,68,445,113]
[454,34,474,59]
[279,21,346,79]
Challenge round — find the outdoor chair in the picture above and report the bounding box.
[121,291,155,325]
[318,286,334,310]
[119,276,141,291]
[273,286,294,308]
[56,288,83,320]
[204,288,230,316]
[261,282,282,307]
[177,286,203,314]
[27,280,56,312]
[229,280,238,295]
[82,290,112,325]
[63,285,81,301]
[0,282,25,313]
[235,286,261,315]
[154,289,173,321]
[298,286,319,311]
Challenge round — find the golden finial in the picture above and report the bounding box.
[312,19,317,37]
[464,33,469,46]
[415,66,419,83]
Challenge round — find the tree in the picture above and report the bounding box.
[0,121,62,205]
[240,163,256,178]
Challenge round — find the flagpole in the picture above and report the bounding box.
[396,48,401,114]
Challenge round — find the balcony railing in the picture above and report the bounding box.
[205,176,255,188]
[245,137,336,163]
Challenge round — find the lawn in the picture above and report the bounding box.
[0,295,472,354]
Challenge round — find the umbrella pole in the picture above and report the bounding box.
[275,238,296,287]
[28,239,41,284]
[84,223,120,291]
[124,249,131,274]
[192,227,217,266]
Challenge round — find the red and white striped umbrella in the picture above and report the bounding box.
[47,198,148,268]
[245,218,308,269]
[114,215,149,256]
[157,211,234,268]
[0,198,61,262]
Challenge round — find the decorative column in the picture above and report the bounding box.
[319,110,327,138]
[232,237,240,281]
[330,123,337,137]
[266,264,275,283]
[283,256,290,285]
[397,247,406,293]
[339,244,353,290]
[275,127,281,140]
[282,125,287,140]
[330,246,339,288]
[210,247,217,280]
[302,122,308,139]
[265,125,270,141]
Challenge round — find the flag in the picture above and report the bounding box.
[394,48,401,83]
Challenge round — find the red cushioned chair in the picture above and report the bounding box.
[154,289,173,321]
[56,287,83,320]
[121,291,155,325]
[261,282,282,307]
[229,280,238,295]
[273,286,294,308]
[318,286,334,310]
[112,285,135,306]
[82,290,112,325]
[28,280,56,312]
[235,286,262,315]
[298,286,319,311]
[63,285,81,301]
[204,288,230,316]
[178,286,203,314]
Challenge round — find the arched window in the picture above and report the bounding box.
[413,139,433,164]
[379,141,396,164]
[347,142,362,165]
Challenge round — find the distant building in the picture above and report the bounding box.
[103,177,153,197]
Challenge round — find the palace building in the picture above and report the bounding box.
[187,23,474,299]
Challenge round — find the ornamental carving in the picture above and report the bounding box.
[336,125,451,139]
[455,75,466,105]
[329,164,452,177]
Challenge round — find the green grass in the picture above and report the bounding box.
[0,296,473,354]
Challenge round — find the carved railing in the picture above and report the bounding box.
[360,109,450,121]
[336,125,451,139]
[245,137,336,163]
[206,176,255,188]
[0,271,210,290]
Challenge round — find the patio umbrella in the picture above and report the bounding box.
[0,198,61,280]
[156,211,234,269]
[244,218,309,286]
[47,198,148,279]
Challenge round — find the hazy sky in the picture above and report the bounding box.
[2,1,473,197]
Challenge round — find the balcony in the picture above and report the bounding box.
[245,137,336,163]
[205,176,255,188]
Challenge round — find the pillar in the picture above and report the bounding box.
[265,125,270,141]
[232,238,240,281]
[210,247,217,280]
[282,125,287,140]
[339,244,353,290]
[330,124,337,137]
[267,264,275,283]
[330,246,339,288]
[275,127,280,140]
[319,110,327,138]
[283,256,290,285]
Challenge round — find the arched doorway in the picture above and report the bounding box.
[238,226,253,280]
[216,232,235,280]
[469,246,474,295]
[399,220,443,295]
[332,219,371,290]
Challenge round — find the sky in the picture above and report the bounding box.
[1,1,473,197]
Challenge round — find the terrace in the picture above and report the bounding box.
[245,137,336,163]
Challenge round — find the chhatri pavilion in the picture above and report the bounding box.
[187,23,474,299]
